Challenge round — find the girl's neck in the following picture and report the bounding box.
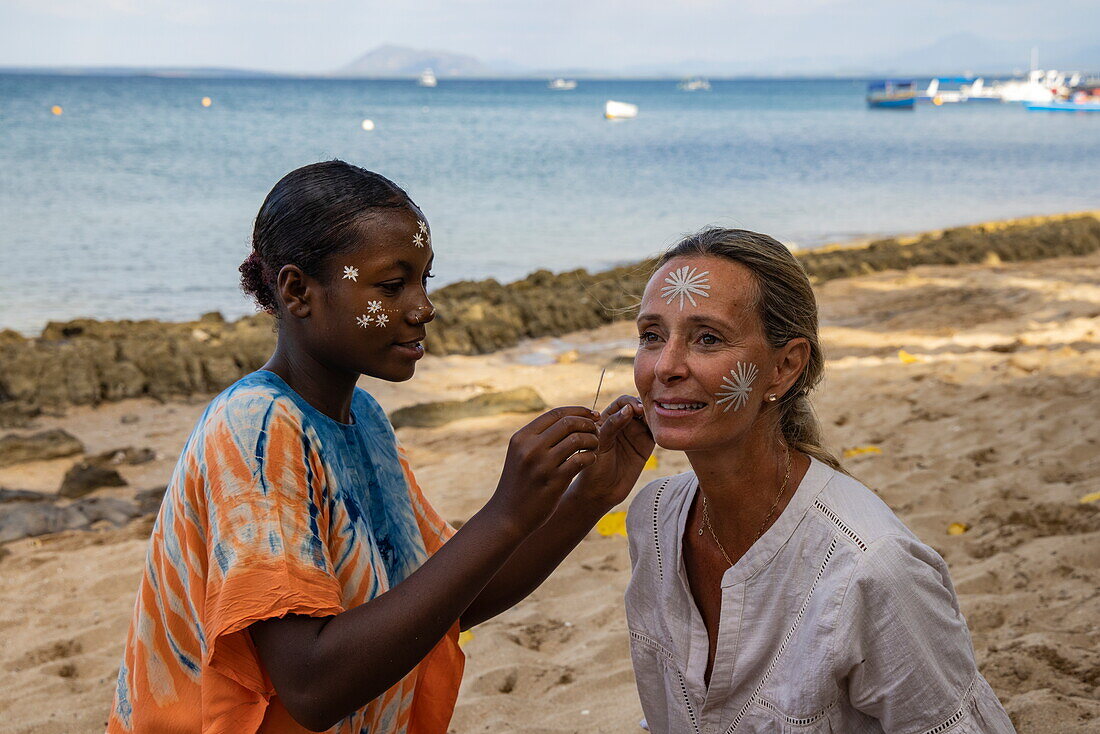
[263,340,359,424]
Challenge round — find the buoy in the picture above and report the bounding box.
[201,97,212,108]
[933,95,943,106]
[51,105,63,116]
[360,119,375,131]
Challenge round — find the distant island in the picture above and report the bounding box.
[3,37,1097,80]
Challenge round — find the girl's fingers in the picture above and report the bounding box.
[598,394,641,422]
[548,430,600,467]
[553,447,598,481]
[526,406,600,436]
[542,414,599,450]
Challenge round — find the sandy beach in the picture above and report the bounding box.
[1,250,1098,732]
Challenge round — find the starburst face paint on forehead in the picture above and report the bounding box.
[342,265,359,281]
[716,361,759,412]
[660,264,711,310]
[412,219,430,248]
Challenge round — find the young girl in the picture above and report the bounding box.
[625,228,1013,733]
[108,161,651,733]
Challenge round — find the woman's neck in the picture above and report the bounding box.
[686,424,797,550]
[262,339,359,424]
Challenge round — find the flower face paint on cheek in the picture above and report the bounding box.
[355,302,394,329]
[660,265,710,310]
[715,361,759,412]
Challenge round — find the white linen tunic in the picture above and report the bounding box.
[625,458,1015,734]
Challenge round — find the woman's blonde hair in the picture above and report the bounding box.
[657,228,844,471]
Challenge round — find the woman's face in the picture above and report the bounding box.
[295,207,435,383]
[634,255,779,452]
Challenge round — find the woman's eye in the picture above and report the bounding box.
[700,333,719,346]
[639,331,659,344]
[422,272,435,285]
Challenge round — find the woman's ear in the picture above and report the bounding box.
[770,337,810,398]
[277,264,312,319]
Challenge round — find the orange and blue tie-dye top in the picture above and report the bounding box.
[108,370,464,733]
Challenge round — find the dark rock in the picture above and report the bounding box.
[59,461,127,498]
[0,487,54,502]
[0,402,40,429]
[134,487,167,515]
[92,447,156,466]
[0,496,141,543]
[0,429,85,467]
[390,387,547,429]
[120,414,140,425]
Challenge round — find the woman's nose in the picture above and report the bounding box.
[653,340,688,384]
[408,297,436,325]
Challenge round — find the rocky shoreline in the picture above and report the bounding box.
[1,211,1097,424]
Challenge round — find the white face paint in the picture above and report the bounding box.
[366,300,382,314]
[374,313,389,328]
[343,265,359,281]
[660,265,710,310]
[413,220,430,248]
[356,314,372,328]
[715,361,759,412]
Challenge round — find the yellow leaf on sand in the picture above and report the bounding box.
[1080,491,1100,504]
[898,349,920,364]
[458,630,474,648]
[596,511,628,538]
[842,446,882,459]
[643,454,659,471]
[947,522,970,536]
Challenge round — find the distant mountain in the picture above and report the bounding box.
[0,65,280,78]
[336,45,494,77]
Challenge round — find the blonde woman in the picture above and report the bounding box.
[625,229,1014,733]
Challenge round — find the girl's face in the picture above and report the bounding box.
[634,255,781,452]
[302,208,436,383]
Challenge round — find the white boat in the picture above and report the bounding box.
[994,69,1062,103]
[418,68,437,87]
[678,77,711,92]
[604,100,638,119]
[548,78,577,90]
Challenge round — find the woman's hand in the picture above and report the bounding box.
[487,407,601,536]
[569,394,654,511]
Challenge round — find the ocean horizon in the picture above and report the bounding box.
[3,74,1098,335]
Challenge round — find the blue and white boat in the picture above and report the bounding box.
[867,80,916,109]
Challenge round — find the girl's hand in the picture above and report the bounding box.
[489,407,601,535]
[569,394,654,511]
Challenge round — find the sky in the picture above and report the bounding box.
[2,0,1098,73]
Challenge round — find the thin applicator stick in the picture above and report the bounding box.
[591,368,607,412]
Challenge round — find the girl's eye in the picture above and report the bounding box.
[639,331,659,344]
[379,280,403,294]
[423,272,435,285]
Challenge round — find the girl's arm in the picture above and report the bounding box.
[250,407,598,732]
[459,396,651,628]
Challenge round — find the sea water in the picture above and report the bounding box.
[2,75,1097,334]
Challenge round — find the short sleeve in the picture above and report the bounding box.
[837,535,1014,733]
[200,396,345,696]
[396,442,455,555]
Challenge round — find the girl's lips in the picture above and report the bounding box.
[391,340,425,360]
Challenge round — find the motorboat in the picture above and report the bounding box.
[867,80,916,108]
[548,78,577,90]
[604,100,638,119]
[678,77,711,91]
[418,68,438,87]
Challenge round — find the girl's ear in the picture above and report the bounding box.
[277,264,312,319]
[770,337,810,398]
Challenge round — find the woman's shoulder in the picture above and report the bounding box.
[810,464,925,553]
